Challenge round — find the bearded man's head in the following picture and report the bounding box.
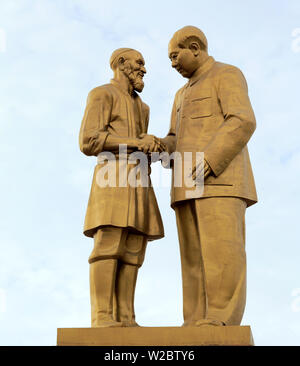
[110,48,146,93]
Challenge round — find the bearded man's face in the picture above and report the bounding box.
[123,51,146,92]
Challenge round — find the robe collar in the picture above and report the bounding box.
[110,78,138,98]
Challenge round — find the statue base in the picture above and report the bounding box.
[57,326,254,346]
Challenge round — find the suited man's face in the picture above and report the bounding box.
[168,38,199,79]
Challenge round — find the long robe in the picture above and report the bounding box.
[79,79,164,240]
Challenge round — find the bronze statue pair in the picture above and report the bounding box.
[79,26,257,328]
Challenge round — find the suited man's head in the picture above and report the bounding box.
[168,26,208,78]
[110,48,146,92]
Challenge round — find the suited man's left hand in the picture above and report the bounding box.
[192,159,212,182]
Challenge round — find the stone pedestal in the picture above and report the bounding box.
[57,326,254,346]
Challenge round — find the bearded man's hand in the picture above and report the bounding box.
[138,134,167,154]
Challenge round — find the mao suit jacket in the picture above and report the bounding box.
[167,56,258,208]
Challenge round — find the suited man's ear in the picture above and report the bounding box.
[189,41,200,57]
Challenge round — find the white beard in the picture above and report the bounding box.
[124,66,144,93]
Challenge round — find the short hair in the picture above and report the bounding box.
[109,48,137,70]
[171,26,208,52]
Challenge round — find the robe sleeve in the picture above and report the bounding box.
[79,87,112,156]
[142,102,150,134]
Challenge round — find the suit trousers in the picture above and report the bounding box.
[175,197,247,325]
[89,226,147,267]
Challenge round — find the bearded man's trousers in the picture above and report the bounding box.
[89,226,147,326]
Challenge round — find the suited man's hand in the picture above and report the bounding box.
[138,133,167,154]
[192,159,212,182]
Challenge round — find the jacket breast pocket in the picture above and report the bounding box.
[190,96,212,119]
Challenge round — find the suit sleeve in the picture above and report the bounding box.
[204,67,256,176]
[168,97,177,137]
[159,91,182,169]
[79,88,112,156]
[163,90,181,154]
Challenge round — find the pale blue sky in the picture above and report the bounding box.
[0,0,300,345]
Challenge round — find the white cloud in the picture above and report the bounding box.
[291,28,300,53]
[0,289,7,314]
[0,28,6,53]
[291,288,300,313]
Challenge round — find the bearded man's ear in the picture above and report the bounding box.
[117,56,126,71]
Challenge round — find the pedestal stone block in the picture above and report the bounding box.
[57,326,254,346]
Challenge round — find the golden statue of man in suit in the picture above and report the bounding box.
[161,26,258,326]
[79,48,164,327]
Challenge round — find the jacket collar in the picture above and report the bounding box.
[188,56,215,87]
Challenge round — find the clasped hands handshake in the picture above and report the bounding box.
[136,133,212,181]
[136,133,166,154]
